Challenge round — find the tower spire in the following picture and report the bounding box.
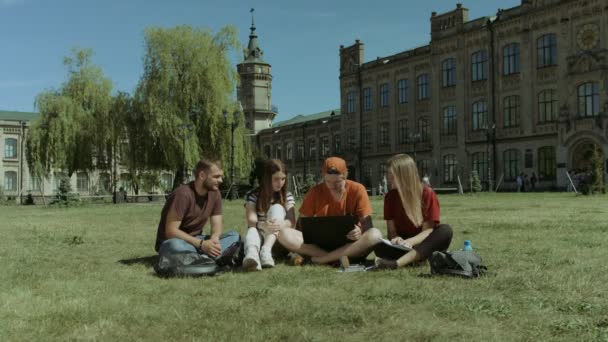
[245,8,264,63]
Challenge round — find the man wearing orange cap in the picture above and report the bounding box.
[277,157,382,264]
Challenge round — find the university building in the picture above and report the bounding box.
[254,0,608,191]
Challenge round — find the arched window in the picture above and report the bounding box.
[471,50,488,81]
[4,171,17,191]
[443,154,457,183]
[417,74,430,100]
[503,43,520,75]
[538,90,557,123]
[4,138,17,159]
[537,33,557,67]
[577,82,599,117]
[471,152,488,183]
[472,101,487,131]
[418,118,430,142]
[441,58,456,87]
[538,146,556,180]
[503,149,520,181]
[77,172,89,192]
[503,95,520,128]
[379,83,390,107]
[98,173,111,193]
[442,106,457,135]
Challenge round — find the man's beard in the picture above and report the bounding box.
[203,178,217,190]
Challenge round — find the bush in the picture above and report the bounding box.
[470,171,482,193]
[51,175,80,206]
[581,146,605,195]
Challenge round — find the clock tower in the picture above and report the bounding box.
[237,11,277,134]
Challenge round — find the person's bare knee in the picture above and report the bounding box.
[362,227,382,245]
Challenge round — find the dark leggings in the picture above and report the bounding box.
[375,224,453,261]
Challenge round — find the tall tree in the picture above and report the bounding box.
[134,25,252,187]
[27,48,113,180]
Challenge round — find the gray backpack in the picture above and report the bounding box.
[154,252,219,277]
[429,250,487,278]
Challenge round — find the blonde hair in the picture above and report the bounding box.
[387,154,423,227]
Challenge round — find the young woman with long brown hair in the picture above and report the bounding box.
[375,154,453,269]
[243,159,296,271]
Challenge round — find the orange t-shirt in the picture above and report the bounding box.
[299,180,372,221]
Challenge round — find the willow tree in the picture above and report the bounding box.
[27,48,114,183]
[134,25,252,188]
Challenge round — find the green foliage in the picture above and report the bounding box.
[134,25,252,181]
[51,175,80,206]
[581,146,606,195]
[27,47,113,178]
[140,172,161,193]
[470,170,482,193]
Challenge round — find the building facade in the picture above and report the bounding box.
[257,0,608,191]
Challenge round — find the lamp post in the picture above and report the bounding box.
[484,124,495,191]
[224,102,242,193]
[178,122,194,184]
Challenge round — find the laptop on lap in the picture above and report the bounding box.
[300,216,357,251]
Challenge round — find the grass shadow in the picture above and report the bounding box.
[118,255,158,268]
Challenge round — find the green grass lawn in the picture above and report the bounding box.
[1,193,607,341]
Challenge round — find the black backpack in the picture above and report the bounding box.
[154,240,244,277]
[429,250,487,278]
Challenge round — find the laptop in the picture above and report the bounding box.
[300,215,357,251]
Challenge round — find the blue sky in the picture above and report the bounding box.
[0,0,519,123]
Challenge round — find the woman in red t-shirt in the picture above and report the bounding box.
[374,154,453,269]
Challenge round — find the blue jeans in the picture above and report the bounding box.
[158,230,240,259]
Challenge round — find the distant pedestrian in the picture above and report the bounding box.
[530,172,537,191]
[516,173,523,192]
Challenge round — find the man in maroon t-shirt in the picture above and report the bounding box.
[155,159,239,259]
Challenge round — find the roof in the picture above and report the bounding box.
[0,110,39,122]
[270,108,341,129]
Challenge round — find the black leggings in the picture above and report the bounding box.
[375,224,453,261]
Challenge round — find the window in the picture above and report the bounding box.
[418,159,430,177]
[503,95,520,128]
[362,165,373,187]
[378,123,389,146]
[346,91,357,113]
[471,152,488,183]
[417,74,429,100]
[472,101,487,131]
[286,143,293,161]
[538,90,557,123]
[537,33,557,67]
[442,58,456,87]
[471,50,488,81]
[30,175,41,192]
[378,163,387,183]
[397,79,409,104]
[4,138,17,159]
[161,173,173,191]
[362,126,372,150]
[333,134,341,153]
[538,146,556,180]
[525,149,533,168]
[320,137,329,157]
[347,128,356,149]
[443,154,457,183]
[418,118,430,142]
[4,171,17,191]
[363,87,373,111]
[296,141,304,161]
[503,149,519,181]
[308,139,316,160]
[397,119,409,144]
[77,172,89,192]
[273,144,282,159]
[577,82,600,117]
[503,43,520,75]
[442,106,457,135]
[98,173,111,193]
[379,83,390,107]
[263,145,271,158]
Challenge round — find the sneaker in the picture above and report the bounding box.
[374,257,398,270]
[243,248,261,271]
[260,247,275,268]
[287,252,305,266]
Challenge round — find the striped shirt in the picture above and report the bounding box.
[245,190,295,222]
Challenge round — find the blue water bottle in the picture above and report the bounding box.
[463,240,473,251]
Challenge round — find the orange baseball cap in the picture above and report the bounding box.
[322,157,347,175]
